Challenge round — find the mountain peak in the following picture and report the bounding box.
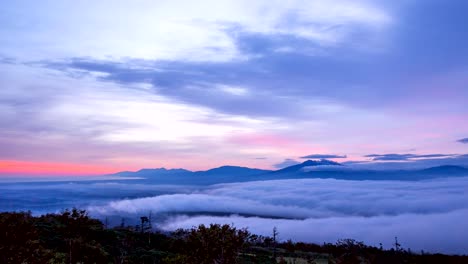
[137,168,167,173]
[301,159,341,166]
[274,159,341,173]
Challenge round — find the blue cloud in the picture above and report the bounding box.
[364,153,455,161]
[393,0,468,71]
[35,0,468,120]
[457,138,468,144]
[0,56,15,64]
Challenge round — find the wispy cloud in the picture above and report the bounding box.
[1,0,391,62]
[457,138,468,144]
[364,153,455,161]
[300,154,347,159]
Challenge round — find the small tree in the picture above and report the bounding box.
[272,227,279,261]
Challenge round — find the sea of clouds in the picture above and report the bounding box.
[88,177,468,254]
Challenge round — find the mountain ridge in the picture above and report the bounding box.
[111,160,468,184]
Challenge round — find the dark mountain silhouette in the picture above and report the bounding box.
[194,166,270,177]
[116,168,192,177]
[113,165,271,185]
[300,165,468,181]
[419,165,468,175]
[116,166,269,178]
[111,160,468,185]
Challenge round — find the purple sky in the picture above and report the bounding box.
[0,0,467,174]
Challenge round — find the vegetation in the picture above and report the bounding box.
[0,210,466,264]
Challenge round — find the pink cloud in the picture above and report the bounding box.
[226,132,328,159]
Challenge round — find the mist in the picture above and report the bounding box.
[85,177,468,254]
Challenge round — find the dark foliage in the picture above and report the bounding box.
[0,210,467,264]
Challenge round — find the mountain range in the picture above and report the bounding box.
[113,159,468,185]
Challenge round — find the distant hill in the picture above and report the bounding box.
[116,168,192,178]
[419,165,468,175]
[194,166,270,177]
[301,165,468,181]
[112,165,271,185]
[111,161,468,185]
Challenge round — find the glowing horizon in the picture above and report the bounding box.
[0,160,124,176]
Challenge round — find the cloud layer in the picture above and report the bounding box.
[89,177,468,254]
[161,211,468,255]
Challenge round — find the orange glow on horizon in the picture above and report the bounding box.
[0,160,122,176]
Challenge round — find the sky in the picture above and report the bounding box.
[1,0,468,175]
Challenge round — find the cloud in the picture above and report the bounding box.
[273,159,300,169]
[88,177,468,254]
[1,0,391,62]
[364,153,454,161]
[41,57,357,120]
[91,193,313,220]
[0,63,281,170]
[344,155,468,170]
[300,154,347,159]
[0,56,15,64]
[160,210,468,255]
[0,179,201,214]
[457,138,468,144]
[92,178,468,219]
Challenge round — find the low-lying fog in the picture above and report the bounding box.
[2,177,467,254]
